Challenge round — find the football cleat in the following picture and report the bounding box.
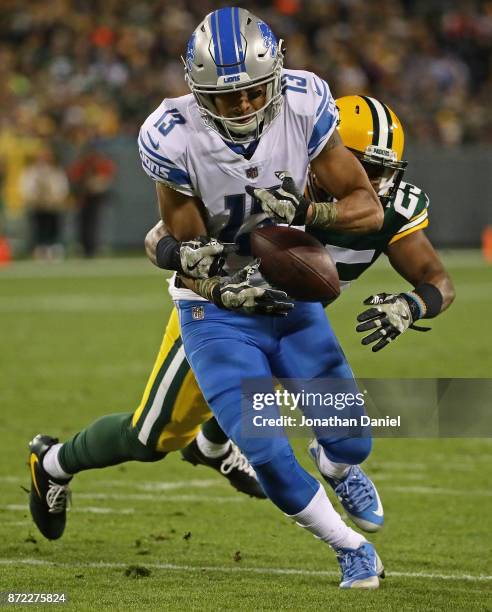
[309,439,384,532]
[336,542,385,589]
[28,434,71,540]
[181,439,266,499]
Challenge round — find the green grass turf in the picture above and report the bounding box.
[0,253,491,610]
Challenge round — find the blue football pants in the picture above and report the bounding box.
[177,300,371,514]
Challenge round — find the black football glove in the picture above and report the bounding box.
[356,292,429,352]
[213,260,294,317]
[246,171,310,225]
[180,236,236,279]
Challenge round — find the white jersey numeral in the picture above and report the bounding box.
[393,184,421,220]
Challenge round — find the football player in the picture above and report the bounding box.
[28,8,388,589]
[27,91,454,586]
[306,95,455,352]
[138,7,386,589]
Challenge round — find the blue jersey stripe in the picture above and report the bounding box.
[140,152,193,187]
[138,137,192,186]
[138,133,183,170]
[308,106,336,155]
[314,78,328,118]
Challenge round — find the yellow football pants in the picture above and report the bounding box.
[131,307,212,452]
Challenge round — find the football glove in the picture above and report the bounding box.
[213,260,294,316]
[356,292,419,352]
[246,171,310,226]
[180,236,235,279]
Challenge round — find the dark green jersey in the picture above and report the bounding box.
[307,181,429,289]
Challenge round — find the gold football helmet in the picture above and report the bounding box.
[336,95,407,203]
[307,95,407,205]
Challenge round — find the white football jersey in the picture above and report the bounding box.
[138,69,338,301]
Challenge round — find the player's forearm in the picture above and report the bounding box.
[145,221,176,268]
[307,188,383,233]
[387,236,455,316]
[180,276,220,302]
[411,270,455,314]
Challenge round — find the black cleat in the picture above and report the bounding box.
[181,439,266,499]
[28,434,71,540]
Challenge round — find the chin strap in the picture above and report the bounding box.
[223,114,261,135]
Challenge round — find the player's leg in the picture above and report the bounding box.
[28,309,261,540]
[27,313,185,540]
[128,308,264,497]
[270,301,383,533]
[177,300,379,586]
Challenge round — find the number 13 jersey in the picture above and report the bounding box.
[138,69,338,302]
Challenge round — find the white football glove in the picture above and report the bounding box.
[180,237,235,279]
[246,171,310,225]
[214,260,294,316]
[356,292,416,352]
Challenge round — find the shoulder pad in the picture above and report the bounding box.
[388,182,430,244]
[282,70,338,160]
[392,182,430,220]
[138,97,195,195]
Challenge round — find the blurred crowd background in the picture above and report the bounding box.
[0,0,491,258]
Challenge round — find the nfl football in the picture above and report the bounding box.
[250,226,340,303]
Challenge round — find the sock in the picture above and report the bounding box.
[201,417,229,444]
[288,485,365,550]
[196,430,230,458]
[42,443,72,480]
[318,447,351,480]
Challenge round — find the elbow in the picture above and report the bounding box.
[144,220,167,266]
[367,199,384,232]
[374,206,385,231]
[144,233,156,265]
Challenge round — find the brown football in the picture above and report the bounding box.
[250,226,340,303]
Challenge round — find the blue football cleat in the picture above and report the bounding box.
[336,542,385,589]
[309,439,384,532]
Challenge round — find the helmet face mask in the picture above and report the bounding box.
[355,151,408,205]
[183,8,284,144]
[336,96,407,205]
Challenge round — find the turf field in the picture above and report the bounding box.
[1,253,491,610]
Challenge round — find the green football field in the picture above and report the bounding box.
[1,253,491,610]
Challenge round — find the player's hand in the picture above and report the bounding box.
[215,260,294,316]
[180,236,236,279]
[246,171,310,225]
[356,292,416,352]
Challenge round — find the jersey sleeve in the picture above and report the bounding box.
[282,70,338,161]
[138,104,196,197]
[306,74,338,160]
[388,182,430,245]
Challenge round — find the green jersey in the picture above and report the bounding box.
[307,181,429,289]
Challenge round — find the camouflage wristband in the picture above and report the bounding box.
[193,276,222,305]
[308,201,338,228]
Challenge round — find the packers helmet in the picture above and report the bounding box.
[336,95,407,203]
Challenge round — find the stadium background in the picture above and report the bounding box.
[1,1,491,610]
[1,0,491,253]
